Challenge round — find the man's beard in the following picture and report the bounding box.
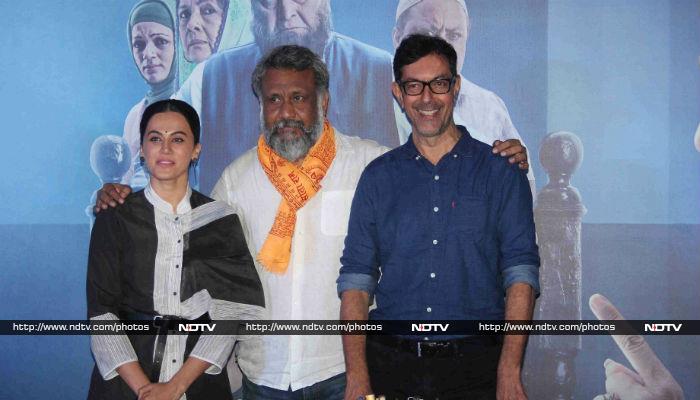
[261,102,325,162]
[252,4,332,56]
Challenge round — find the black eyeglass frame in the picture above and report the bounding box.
[398,76,456,96]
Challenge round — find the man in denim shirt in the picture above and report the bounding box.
[338,34,540,400]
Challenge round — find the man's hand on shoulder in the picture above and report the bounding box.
[94,183,132,213]
[493,139,529,171]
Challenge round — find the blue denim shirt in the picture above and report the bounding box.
[338,126,540,326]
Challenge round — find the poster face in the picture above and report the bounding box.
[1,1,698,399]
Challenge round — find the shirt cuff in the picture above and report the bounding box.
[189,334,234,375]
[502,264,540,297]
[337,272,377,301]
[188,299,264,375]
[90,313,138,380]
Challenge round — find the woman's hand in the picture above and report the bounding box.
[137,382,184,400]
[138,357,211,400]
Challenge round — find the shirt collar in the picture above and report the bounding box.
[145,183,192,215]
[398,125,475,159]
[451,125,475,156]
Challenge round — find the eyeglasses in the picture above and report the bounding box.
[398,77,455,96]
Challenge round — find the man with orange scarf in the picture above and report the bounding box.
[210,45,386,398]
[96,44,530,399]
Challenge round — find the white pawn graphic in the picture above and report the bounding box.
[85,135,132,227]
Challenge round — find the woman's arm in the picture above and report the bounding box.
[88,210,147,393]
[116,361,151,395]
[137,358,211,400]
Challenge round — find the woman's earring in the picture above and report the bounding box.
[139,156,145,166]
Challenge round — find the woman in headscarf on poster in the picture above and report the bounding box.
[87,99,264,400]
[122,0,179,190]
[175,0,252,83]
[173,0,252,127]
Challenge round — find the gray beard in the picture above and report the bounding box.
[252,6,332,56]
[261,103,324,162]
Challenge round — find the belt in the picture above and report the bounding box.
[369,335,502,358]
[120,311,210,382]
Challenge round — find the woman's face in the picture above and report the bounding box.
[131,22,175,84]
[141,111,201,185]
[178,0,226,63]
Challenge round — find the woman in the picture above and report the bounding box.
[176,0,253,83]
[122,0,179,189]
[87,99,264,400]
[177,0,226,65]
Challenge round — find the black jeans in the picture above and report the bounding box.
[367,335,502,400]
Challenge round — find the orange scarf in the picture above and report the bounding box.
[256,120,336,273]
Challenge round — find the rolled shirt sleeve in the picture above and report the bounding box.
[496,162,540,296]
[336,272,378,300]
[502,264,540,296]
[338,166,381,299]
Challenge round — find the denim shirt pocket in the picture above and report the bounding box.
[449,195,488,239]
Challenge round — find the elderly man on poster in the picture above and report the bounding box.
[338,34,540,399]
[392,0,536,191]
[176,0,400,192]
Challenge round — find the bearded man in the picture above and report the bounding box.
[177,0,399,193]
[208,44,387,398]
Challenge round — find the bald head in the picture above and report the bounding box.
[393,0,470,72]
[252,0,332,56]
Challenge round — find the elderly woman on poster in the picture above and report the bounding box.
[175,0,253,83]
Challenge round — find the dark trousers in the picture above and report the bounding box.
[367,335,502,400]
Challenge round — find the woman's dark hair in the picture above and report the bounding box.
[393,34,458,83]
[139,99,200,144]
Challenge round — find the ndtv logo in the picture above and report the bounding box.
[411,323,450,332]
[644,323,682,332]
[178,323,216,332]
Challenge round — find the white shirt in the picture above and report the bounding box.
[211,130,387,390]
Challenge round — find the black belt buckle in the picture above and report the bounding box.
[153,315,165,328]
[416,340,452,358]
[152,315,179,331]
